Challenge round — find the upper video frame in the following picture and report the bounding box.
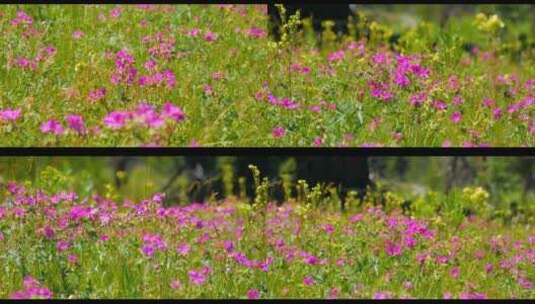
[0,4,533,147]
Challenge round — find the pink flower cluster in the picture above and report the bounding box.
[246,27,267,39]
[143,32,176,60]
[267,94,300,110]
[11,10,33,27]
[369,81,394,102]
[9,276,53,299]
[185,28,218,42]
[141,233,168,257]
[40,115,86,135]
[188,266,212,285]
[0,108,22,122]
[110,49,138,86]
[88,88,107,102]
[103,102,185,130]
[13,46,57,71]
[138,70,176,89]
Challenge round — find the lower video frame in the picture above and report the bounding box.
[0,156,533,299]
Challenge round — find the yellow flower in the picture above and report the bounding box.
[236,202,252,213]
[474,13,505,34]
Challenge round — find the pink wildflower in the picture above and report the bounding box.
[40,120,64,135]
[272,126,286,138]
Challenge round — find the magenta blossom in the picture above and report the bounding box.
[187,28,200,37]
[328,50,345,63]
[451,112,462,124]
[394,69,410,87]
[161,102,185,122]
[170,279,181,290]
[15,57,37,70]
[328,287,340,299]
[448,75,460,91]
[103,111,131,129]
[267,94,300,110]
[303,276,316,286]
[88,88,106,102]
[460,292,487,299]
[68,254,78,265]
[272,126,286,138]
[139,109,164,129]
[72,30,84,39]
[432,100,447,111]
[144,59,157,71]
[302,253,319,265]
[372,52,389,65]
[369,82,393,102]
[483,98,495,108]
[247,27,267,38]
[176,243,191,255]
[0,108,22,122]
[40,119,64,135]
[10,276,52,299]
[452,95,464,105]
[350,213,363,223]
[11,10,33,27]
[410,65,430,78]
[385,240,402,257]
[56,240,70,252]
[42,225,55,239]
[373,292,391,299]
[450,266,460,279]
[409,92,427,107]
[493,108,503,120]
[188,269,208,285]
[518,277,533,289]
[247,289,260,299]
[110,7,122,18]
[323,224,335,235]
[65,114,85,134]
[142,245,155,257]
[204,31,218,42]
[111,49,137,86]
[222,240,234,253]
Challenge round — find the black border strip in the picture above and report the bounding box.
[0,148,532,156]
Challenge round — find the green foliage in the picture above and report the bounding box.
[37,165,73,193]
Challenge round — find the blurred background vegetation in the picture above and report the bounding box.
[356,4,534,28]
[271,4,534,64]
[357,4,535,46]
[288,4,535,38]
[0,157,533,224]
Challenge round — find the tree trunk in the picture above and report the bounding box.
[445,157,459,193]
[296,156,371,210]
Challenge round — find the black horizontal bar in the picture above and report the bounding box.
[0,148,532,157]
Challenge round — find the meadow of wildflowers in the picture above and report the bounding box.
[0,4,533,147]
[0,165,533,299]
